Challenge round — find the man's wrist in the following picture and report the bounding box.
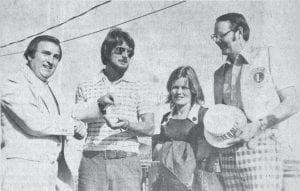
[97,98,106,114]
[122,120,130,131]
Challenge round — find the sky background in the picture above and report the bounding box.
[1,0,300,171]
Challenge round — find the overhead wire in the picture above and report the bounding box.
[0,1,186,58]
[0,0,111,49]
[0,51,24,57]
[62,1,186,43]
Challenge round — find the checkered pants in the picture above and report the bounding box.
[219,138,283,191]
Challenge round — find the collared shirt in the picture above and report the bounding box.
[239,44,296,91]
[222,56,246,111]
[162,104,201,125]
[160,104,203,143]
[75,70,153,153]
[222,44,296,119]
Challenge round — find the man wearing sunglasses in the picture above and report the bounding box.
[73,28,155,191]
[212,13,299,191]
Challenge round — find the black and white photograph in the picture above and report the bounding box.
[1,0,300,191]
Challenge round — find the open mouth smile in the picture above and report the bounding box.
[42,64,53,70]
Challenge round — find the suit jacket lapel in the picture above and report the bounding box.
[47,85,61,115]
[23,71,51,114]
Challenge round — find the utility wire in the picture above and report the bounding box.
[0,1,186,58]
[63,1,186,43]
[0,0,111,49]
[0,51,24,57]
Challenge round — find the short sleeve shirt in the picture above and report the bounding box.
[75,70,154,153]
[268,47,297,91]
[222,46,296,112]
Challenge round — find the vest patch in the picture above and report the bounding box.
[251,67,266,87]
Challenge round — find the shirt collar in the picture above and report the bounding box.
[239,43,253,64]
[187,103,200,124]
[166,103,201,124]
[225,43,253,66]
[97,69,136,84]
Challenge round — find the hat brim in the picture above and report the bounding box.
[203,104,247,148]
[204,129,234,148]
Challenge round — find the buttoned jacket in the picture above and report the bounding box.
[1,65,74,188]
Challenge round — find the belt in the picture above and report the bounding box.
[98,150,137,160]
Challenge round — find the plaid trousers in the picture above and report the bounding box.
[219,137,283,191]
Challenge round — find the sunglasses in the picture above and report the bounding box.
[112,47,133,57]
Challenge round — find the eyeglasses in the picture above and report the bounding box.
[211,30,232,42]
[112,46,133,57]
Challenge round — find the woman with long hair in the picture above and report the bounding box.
[152,66,223,191]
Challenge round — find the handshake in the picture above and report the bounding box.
[73,120,87,140]
[97,94,130,131]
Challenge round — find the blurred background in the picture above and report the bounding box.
[1,0,300,189]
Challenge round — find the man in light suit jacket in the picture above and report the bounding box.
[1,35,86,191]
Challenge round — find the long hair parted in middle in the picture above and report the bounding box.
[101,28,135,66]
[166,66,204,106]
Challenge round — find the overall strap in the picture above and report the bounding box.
[198,106,208,124]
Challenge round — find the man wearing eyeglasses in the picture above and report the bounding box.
[211,13,299,191]
[73,28,155,191]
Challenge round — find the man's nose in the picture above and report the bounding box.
[47,55,56,65]
[215,37,222,44]
[121,51,129,58]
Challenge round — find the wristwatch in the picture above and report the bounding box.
[97,98,106,115]
[258,118,267,131]
[122,120,130,131]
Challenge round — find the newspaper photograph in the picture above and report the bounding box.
[0,1,299,190]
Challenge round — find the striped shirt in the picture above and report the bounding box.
[222,56,245,111]
[75,70,153,153]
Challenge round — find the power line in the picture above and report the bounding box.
[63,1,186,43]
[0,51,24,57]
[0,1,186,58]
[0,0,111,49]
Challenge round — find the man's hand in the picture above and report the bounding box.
[74,121,87,140]
[103,116,129,131]
[228,121,261,148]
[97,94,114,114]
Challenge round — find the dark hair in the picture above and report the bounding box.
[24,35,62,61]
[166,66,204,106]
[101,28,135,65]
[216,13,250,41]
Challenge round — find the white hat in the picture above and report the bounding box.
[203,104,247,148]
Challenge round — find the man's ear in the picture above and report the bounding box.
[28,55,33,61]
[237,26,244,39]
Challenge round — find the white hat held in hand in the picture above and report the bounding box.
[204,104,247,148]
